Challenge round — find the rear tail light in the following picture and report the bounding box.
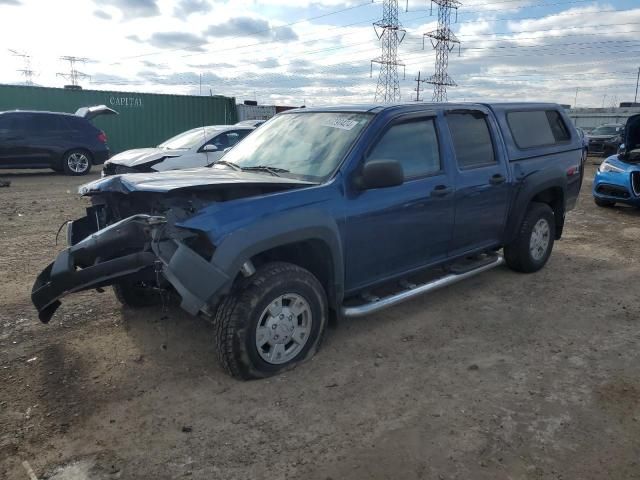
[97,131,107,143]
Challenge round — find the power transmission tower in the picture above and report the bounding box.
[371,0,406,103]
[8,49,35,85]
[414,71,426,101]
[424,0,461,102]
[57,56,91,87]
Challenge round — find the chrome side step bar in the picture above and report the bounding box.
[341,255,505,318]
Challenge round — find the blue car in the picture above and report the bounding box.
[593,114,640,208]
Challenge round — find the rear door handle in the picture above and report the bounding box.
[430,185,452,197]
[489,174,506,185]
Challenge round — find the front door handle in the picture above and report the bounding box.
[430,185,452,197]
[489,174,506,185]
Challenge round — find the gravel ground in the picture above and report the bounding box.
[1,162,639,480]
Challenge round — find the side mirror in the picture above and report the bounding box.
[357,159,404,190]
[618,143,626,157]
[203,144,218,152]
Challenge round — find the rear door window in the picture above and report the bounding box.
[507,110,570,148]
[446,112,496,169]
[0,113,31,135]
[367,118,441,178]
[63,115,90,132]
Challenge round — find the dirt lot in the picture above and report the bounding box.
[1,163,639,480]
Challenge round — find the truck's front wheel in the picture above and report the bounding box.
[504,202,555,273]
[113,280,162,308]
[213,262,328,380]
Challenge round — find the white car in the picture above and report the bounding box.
[102,125,255,176]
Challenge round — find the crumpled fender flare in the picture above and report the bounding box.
[170,208,344,313]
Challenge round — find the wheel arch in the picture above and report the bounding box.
[205,209,345,315]
[506,182,566,243]
[249,238,339,313]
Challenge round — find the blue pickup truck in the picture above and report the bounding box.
[32,103,584,379]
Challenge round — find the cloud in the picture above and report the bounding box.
[141,60,169,69]
[187,62,235,69]
[126,34,143,43]
[102,0,159,18]
[148,32,208,52]
[204,16,298,42]
[91,72,137,84]
[93,9,112,20]
[255,58,280,68]
[0,0,21,5]
[137,70,223,86]
[174,0,210,17]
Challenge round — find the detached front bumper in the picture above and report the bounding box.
[32,213,232,323]
[32,215,163,323]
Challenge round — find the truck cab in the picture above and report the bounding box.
[32,103,584,379]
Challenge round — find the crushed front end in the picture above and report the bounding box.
[32,169,316,323]
[32,189,230,323]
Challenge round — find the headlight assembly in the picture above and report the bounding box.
[598,161,625,173]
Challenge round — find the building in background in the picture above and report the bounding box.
[567,105,640,131]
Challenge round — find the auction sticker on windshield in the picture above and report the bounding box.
[321,116,359,131]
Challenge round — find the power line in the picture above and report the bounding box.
[102,0,627,65]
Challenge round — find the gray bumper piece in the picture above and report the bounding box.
[32,215,165,323]
[32,212,235,323]
[155,240,231,315]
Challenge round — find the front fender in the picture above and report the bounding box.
[170,207,344,313]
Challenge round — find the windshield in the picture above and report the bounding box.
[592,126,621,136]
[216,112,372,181]
[158,127,216,150]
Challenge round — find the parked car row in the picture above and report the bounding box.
[0,106,265,176]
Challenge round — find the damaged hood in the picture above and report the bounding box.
[106,148,184,167]
[79,167,316,195]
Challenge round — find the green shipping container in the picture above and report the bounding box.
[0,84,237,154]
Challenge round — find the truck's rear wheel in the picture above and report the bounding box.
[504,202,555,273]
[213,261,328,380]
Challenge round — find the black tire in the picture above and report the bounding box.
[62,149,92,176]
[504,202,555,273]
[213,261,328,380]
[113,280,162,308]
[594,197,615,208]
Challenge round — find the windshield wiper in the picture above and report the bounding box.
[241,165,290,177]
[213,160,243,171]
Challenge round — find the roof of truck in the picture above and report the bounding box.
[285,102,562,114]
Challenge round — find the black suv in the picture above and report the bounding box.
[0,106,116,175]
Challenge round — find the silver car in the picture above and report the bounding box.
[102,125,255,176]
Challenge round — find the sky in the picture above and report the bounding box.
[0,0,639,107]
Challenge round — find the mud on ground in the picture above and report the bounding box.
[1,164,639,479]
